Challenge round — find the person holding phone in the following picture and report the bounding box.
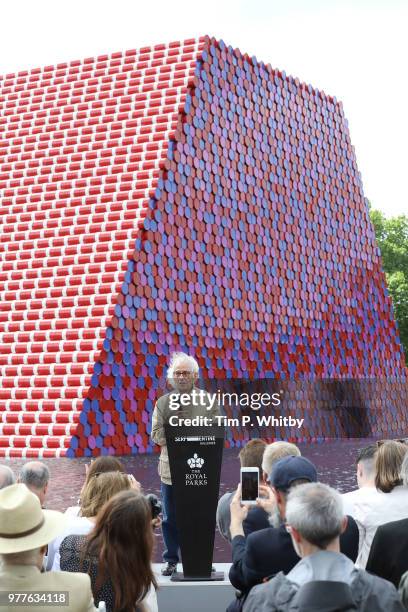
[227,456,359,611]
[241,467,260,505]
[243,483,404,612]
[217,440,302,544]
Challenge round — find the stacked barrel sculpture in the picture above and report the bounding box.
[0,36,406,458]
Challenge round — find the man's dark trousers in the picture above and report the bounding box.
[161,482,179,564]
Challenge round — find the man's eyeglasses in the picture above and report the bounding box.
[173,370,194,377]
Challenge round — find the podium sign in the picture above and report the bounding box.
[164,424,224,580]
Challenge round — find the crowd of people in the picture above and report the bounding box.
[217,438,408,611]
[2,438,408,611]
[0,458,158,612]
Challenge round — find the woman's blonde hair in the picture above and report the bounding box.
[80,471,131,518]
[375,440,407,493]
[79,456,125,505]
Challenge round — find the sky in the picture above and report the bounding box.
[1,0,407,217]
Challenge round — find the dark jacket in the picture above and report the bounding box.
[366,517,408,587]
[229,516,359,594]
[244,506,270,537]
[243,567,405,612]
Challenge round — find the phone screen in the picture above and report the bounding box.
[241,470,259,502]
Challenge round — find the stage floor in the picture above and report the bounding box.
[4,439,366,562]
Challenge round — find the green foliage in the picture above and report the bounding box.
[369,208,408,359]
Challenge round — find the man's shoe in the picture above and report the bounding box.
[161,562,177,576]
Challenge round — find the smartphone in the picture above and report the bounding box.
[241,467,259,505]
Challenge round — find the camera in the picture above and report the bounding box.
[145,493,162,519]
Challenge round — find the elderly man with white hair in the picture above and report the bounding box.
[18,461,50,507]
[0,464,15,489]
[243,483,404,612]
[151,352,219,576]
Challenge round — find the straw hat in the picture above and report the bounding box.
[0,484,67,554]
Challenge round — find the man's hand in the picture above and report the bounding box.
[230,484,248,538]
[85,461,93,477]
[256,484,276,515]
[152,516,162,530]
[128,474,142,492]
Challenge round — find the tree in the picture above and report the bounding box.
[370,208,408,359]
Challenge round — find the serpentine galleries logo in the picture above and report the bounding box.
[186,454,207,486]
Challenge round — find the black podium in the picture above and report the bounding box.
[164,424,224,581]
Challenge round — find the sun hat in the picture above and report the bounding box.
[0,483,67,554]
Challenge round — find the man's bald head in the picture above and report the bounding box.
[18,462,50,506]
[0,464,16,489]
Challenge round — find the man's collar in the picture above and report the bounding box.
[0,563,41,576]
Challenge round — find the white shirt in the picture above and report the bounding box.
[342,486,385,517]
[344,485,408,567]
[144,585,158,612]
[47,515,94,571]
[64,505,81,517]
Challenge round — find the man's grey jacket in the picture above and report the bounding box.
[243,551,405,612]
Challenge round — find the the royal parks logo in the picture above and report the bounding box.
[187,453,204,469]
[186,453,207,486]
